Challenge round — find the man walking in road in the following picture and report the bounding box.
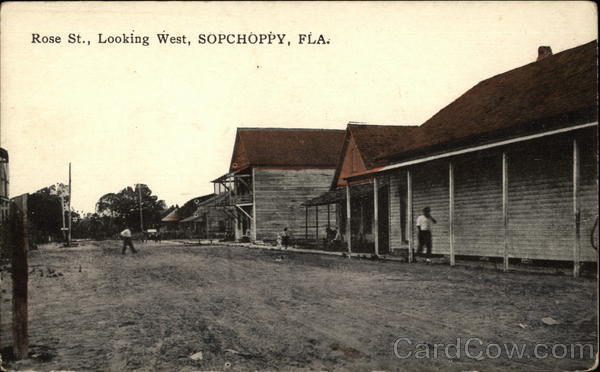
[416,207,436,259]
[120,226,138,255]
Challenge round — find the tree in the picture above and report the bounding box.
[96,184,166,232]
[28,183,79,243]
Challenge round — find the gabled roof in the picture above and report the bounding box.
[347,123,420,168]
[161,208,181,222]
[178,193,216,219]
[229,128,346,172]
[330,123,418,189]
[383,40,598,163]
[159,206,177,220]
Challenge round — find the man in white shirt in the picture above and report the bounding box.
[416,207,436,257]
[120,226,138,255]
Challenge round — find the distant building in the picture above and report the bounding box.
[212,128,345,243]
[180,193,233,240]
[160,206,181,232]
[159,194,215,234]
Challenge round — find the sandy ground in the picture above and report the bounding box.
[0,240,597,372]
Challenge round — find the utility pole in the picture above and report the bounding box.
[138,184,144,233]
[67,163,72,245]
[60,194,66,242]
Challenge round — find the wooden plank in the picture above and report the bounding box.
[573,139,581,277]
[10,194,28,360]
[449,162,455,266]
[235,205,252,220]
[373,178,379,256]
[502,151,509,272]
[252,168,334,241]
[507,137,573,261]
[407,171,413,263]
[346,185,352,256]
[578,129,599,262]
[388,173,403,251]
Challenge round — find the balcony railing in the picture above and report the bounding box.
[231,193,253,205]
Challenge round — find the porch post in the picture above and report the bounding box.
[327,204,331,228]
[315,205,319,242]
[346,185,352,257]
[10,194,29,360]
[373,178,379,256]
[573,139,581,278]
[407,171,413,263]
[502,152,509,272]
[305,206,308,241]
[205,213,209,240]
[449,162,455,266]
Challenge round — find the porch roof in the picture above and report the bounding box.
[302,183,373,206]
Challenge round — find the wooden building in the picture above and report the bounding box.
[213,128,345,243]
[180,193,234,240]
[303,123,418,253]
[160,207,182,232]
[0,147,8,223]
[160,194,216,234]
[346,41,598,276]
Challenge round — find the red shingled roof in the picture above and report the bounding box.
[329,123,418,189]
[383,40,598,163]
[229,128,345,172]
[347,123,420,168]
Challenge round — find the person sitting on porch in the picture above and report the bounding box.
[323,226,336,249]
[241,228,252,243]
[332,227,343,249]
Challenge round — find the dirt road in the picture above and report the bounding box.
[0,241,596,371]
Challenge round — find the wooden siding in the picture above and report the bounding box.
[384,127,597,262]
[388,172,405,251]
[507,135,573,260]
[412,161,450,254]
[453,151,504,256]
[253,168,336,241]
[577,129,598,262]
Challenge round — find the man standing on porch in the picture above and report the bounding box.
[416,207,437,258]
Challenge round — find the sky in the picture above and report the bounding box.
[0,1,597,213]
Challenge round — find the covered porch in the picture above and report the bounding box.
[212,171,255,241]
[302,181,390,255]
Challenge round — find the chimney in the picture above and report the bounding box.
[537,46,553,61]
